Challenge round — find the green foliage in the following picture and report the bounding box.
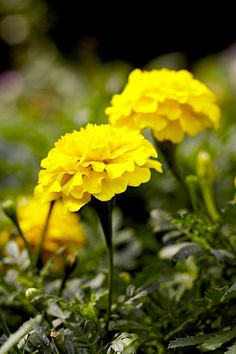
[1,0,236,353]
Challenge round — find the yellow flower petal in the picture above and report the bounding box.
[94,177,128,201]
[154,120,184,143]
[123,166,151,187]
[157,100,182,120]
[35,124,162,211]
[180,110,203,136]
[106,160,135,179]
[63,193,91,212]
[107,68,220,143]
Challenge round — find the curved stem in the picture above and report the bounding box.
[33,201,55,269]
[200,179,220,222]
[185,175,200,213]
[154,139,185,185]
[14,220,33,267]
[106,241,113,330]
[0,311,10,337]
[92,198,114,331]
[2,201,33,268]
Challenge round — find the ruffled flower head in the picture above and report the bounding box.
[106,68,220,143]
[34,123,162,212]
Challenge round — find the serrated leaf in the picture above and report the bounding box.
[149,209,172,233]
[168,333,213,348]
[222,282,236,302]
[172,244,202,262]
[109,319,149,332]
[162,229,182,243]
[107,333,137,354]
[222,202,236,224]
[205,286,229,302]
[40,246,65,279]
[225,341,236,353]
[125,282,160,304]
[200,326,236,351]
[210,248,235,261]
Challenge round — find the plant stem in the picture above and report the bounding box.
[2,201,33,267]
[0,311,10,337]
[59,254,78,296]
[196,151,220,222]
[92,198,114,331]
[106,241,113,330]
[155,140,183,183]
[185,175,200,213]
[199,179,220,222]
[33,201,55,269]
[153,137,192,208]
[15,221,33,266]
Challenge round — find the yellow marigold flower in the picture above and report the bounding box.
[106,68,220,143]
[16,196,85,256]
[34,123,162,212]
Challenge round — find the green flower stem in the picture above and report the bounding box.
[93,198,114,331]
[153,138,192,209]
[199,179,220,222]
[59,254,78,296]
[0,311,10,337]
[154,139,185,185]
[15,220,33,267]
[106,241,113,330]
[2,200,33,267]
[185,175,199,213]
[196,151,220,222]
[33,201,55,269]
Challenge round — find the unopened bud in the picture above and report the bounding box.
[25,288,39,300]
[196,151,215,182]
[2,200,18,224]
[107,333,137,354]
[185,175,199,185]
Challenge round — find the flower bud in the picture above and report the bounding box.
[2,200,18,224]
[25,288,39,300]
[196,151,215,182]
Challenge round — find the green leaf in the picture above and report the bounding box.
[200,326,236,351]
[40,246,65,279]
[172,244,202,262]
[225,341,236,354]
[205,286,229,302]
[210,248,235,261]
[0,315,41,354]
[168,333,213,348]
[222,282,236,302]
[125,282,160,304]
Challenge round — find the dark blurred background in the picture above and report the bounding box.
[1,0,236,70]
[47,1,236,66]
